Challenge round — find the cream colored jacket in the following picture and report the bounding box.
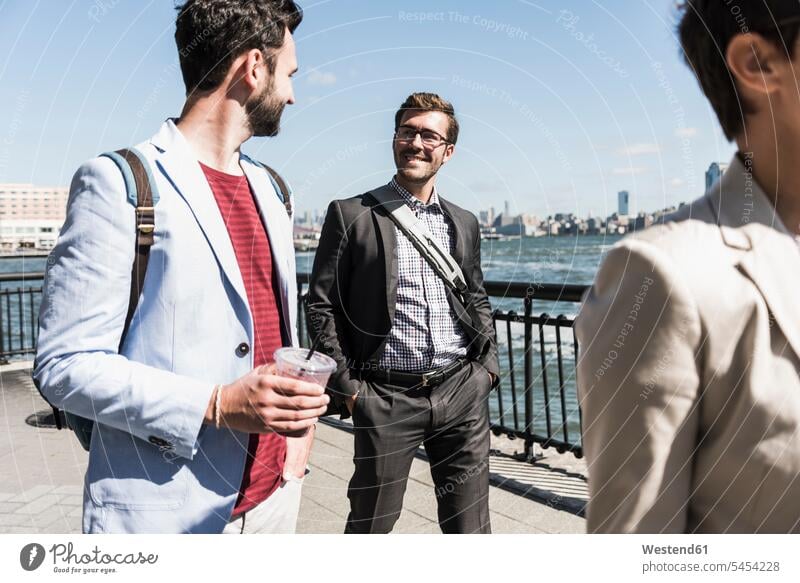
[576,154,800,533]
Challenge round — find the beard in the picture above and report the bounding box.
[245,83,286,137]
[393,146,442,183]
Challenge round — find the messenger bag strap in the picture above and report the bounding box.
[367,186,468,298]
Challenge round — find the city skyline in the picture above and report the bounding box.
[1,1,737,219]
[0,159,727,250]
[218,159,715,225]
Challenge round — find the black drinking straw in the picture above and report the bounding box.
[305,336,322,361]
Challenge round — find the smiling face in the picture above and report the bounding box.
[392,110,455,184]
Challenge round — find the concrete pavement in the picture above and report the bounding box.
[0,363,585,534]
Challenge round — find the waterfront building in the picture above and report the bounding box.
[617,190,630,217]
[632,212,653,231]
[0,183,68,252]
[705,162,729,190]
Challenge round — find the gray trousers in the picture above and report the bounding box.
[345,361,492,534]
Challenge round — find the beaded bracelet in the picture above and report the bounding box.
[214,384,224,429]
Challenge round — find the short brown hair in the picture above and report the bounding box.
[175,0,303,95]
[394,92,459,145]
[677,0,800,140]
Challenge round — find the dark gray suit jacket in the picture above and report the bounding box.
[307,184,500,416]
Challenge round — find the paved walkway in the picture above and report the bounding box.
[0,364,585,534]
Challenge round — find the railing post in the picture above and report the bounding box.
[555,314,569,450]
[574,331,584,459]
[523,294,534,462]
[0,290,5,364]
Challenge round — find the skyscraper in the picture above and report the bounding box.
[705,162,729,191]
[504,200,510,218]
[618,190,629,217]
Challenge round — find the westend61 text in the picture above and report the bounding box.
[642,544,708,555]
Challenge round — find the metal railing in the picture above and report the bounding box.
[483,281,586,459]
[2,272,588,459]
[0,272,44,362]
[296,276,588,460]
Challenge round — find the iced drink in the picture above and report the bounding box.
[273,347,336,389]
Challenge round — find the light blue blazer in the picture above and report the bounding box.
[34,119,298,533]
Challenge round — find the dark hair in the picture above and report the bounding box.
[394,92,459,145]
[678,0,800,140]
[175,0,302,95]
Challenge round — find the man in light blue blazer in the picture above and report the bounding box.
[33,0,329,533]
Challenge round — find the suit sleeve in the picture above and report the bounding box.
[467,214,500,384]
[33,156,216,461]
[306,200,360,417]
[574,239,702,533]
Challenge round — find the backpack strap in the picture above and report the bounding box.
[101,147,158,350]
[45,147,158,438]
[243,156,293,218]
[263,163,293,218]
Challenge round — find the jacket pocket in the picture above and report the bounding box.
[87,424,189,510]
[472,361,494,394]
[351,381,369,421]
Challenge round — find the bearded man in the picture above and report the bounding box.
[34,0,329,534]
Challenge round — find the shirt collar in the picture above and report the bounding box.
[389,177,441,210]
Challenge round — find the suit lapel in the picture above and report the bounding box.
[438,196,467,266]
[436,195,485,341]
[736,229,800,361]
[367,186,399,322]
[714,154,800,361]
[153,136,249,312]
[241,159,294,336]
[368,185,472,323]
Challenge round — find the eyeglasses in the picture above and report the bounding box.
[394,125,450,148]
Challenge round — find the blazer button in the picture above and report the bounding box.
[148,436,173,450]
[236,342,250,357]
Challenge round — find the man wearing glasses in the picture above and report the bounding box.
[307,92,499,533]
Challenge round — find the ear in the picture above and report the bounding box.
[726,33,788,103]
[237,48,267,93]
[441,143,455,164]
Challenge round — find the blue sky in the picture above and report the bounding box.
[0,0,736,218]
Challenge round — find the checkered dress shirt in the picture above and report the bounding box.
[378,178,469,372]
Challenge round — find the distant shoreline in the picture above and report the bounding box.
[0,253,48,259]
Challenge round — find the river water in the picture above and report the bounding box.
[2,235,624,446]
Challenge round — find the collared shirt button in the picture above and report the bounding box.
[236,342,250,357]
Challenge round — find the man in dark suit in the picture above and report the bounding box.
[307,92,499,534]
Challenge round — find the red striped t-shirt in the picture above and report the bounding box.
[201,162,287,518]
